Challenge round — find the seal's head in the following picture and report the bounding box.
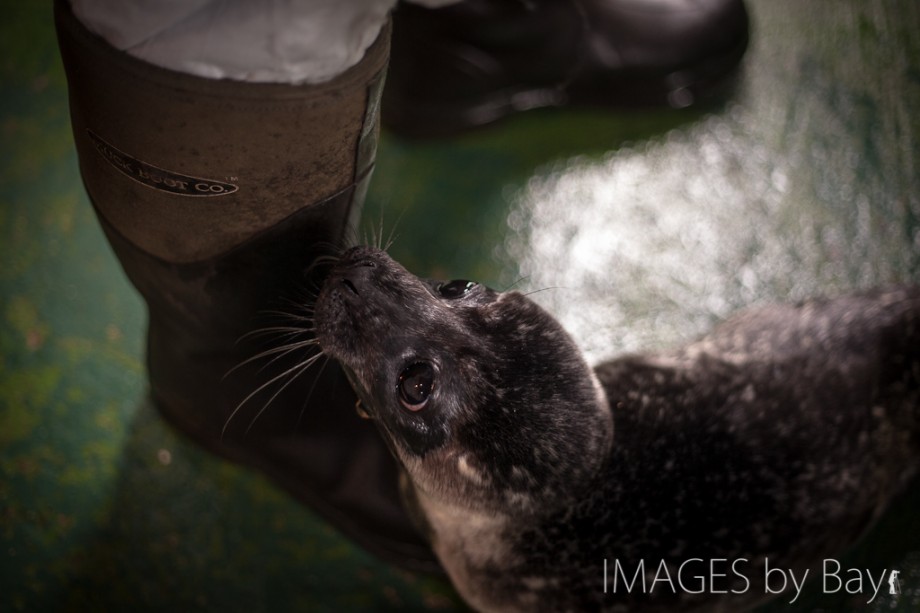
[315,246,612,516]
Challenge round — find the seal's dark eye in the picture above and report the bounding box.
[438,280,477,299]
[398,362,435,411]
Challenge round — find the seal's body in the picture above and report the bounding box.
[315,246,920,612]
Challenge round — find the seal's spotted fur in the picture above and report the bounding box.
[315,246,920,611]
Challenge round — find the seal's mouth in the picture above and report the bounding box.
[341,363,376,420]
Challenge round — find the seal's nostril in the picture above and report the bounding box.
[342,278,358,295]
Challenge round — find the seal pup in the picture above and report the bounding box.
[314,246,920,612]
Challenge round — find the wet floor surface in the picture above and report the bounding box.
[2,0,919,611]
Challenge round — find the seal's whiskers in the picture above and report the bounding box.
[222,349,325,439]
[243,351,326,436]
[223,301,325,437]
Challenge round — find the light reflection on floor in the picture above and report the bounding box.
[500,2,918,364]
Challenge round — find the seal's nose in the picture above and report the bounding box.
[333,248,381,297]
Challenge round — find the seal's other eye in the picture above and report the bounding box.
[398,362,435,411]
[438,280,478,299]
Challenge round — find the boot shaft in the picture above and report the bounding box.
[55,0,388,266]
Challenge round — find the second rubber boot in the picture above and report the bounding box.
[383,0,750,138]
[54,0,439,571]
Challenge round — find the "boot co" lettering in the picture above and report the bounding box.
[87,129,239,197]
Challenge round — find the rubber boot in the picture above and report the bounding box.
[54,0,439,572]
[383,0,750,138]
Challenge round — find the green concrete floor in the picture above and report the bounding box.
[2,0,919,611]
